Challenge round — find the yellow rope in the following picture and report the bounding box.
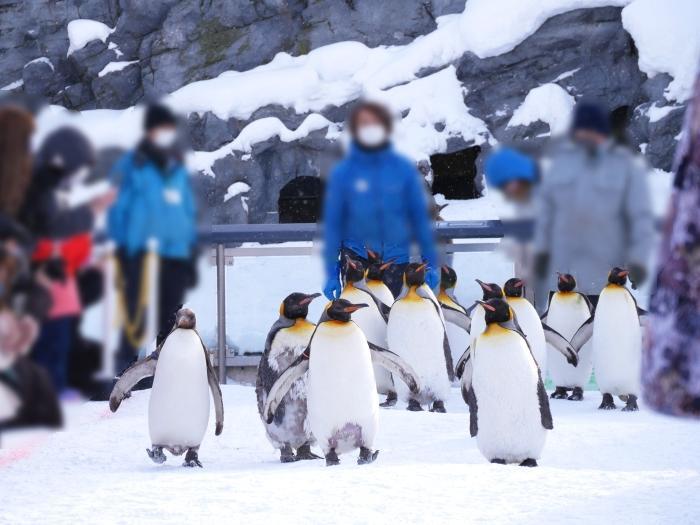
[113,251,156,349]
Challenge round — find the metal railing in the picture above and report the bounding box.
[204,219,534,383]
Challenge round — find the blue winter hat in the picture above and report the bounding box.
[571,101,611,136]
[484,148,537,189]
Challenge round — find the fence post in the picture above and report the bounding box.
[216,243,227,384]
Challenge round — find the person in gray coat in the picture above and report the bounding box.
[533,102,654,302]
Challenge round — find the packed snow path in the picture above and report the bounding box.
[2,386,699,524]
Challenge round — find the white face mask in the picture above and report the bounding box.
[356,124,388,148]
[152,129,178,149]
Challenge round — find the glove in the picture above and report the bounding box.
[628,263,647,290]
[323,276,342,300]
[425,266,440,290]
[533,252,550,279]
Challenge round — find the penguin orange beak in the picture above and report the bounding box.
[416,263,427,272]
[442,265,450,272]
[618,270,629,278]
[366,248,378,260]
[299,293,322,305]
[476,279,493,292]
[514,279,524,288]
[477,300,496,312]
[557,273,569,283]
[343,303,369,313]
[380,260,395,271]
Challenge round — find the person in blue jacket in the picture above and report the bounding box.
[322,101,438,299]
[108,103,197,377]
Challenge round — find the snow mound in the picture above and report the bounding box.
[67,19,114,56]
[508,83,575,136]
[25,57,54,71]
[98,61,138,78]
[223,182,251,203]
[622,0,700,102]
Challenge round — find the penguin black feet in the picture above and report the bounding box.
[325,449,340,467]
[429,400,446,413]
[146,446,166,464]
[568,387,584,401]
[406,399,424,412]
[183,448,203,468]
[280,444,296,463]
[519,458,538,467]
[490,458,506,465]
[599,393,617,410]
[357,447,379,465]
[622,394,639,412]
[550,387,569,399]
[295,443,321,461]
[379,391,398,408]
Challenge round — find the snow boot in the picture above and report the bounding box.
[357,447,379,465]
[568,387,584,401]
[325,449,340,467]
[295,443,321,461]
[599,393,617,410]
[550,386,568,399]
[379,391,398,408]
[406,398,423,412]
[280,444,296,463]
[622,394,639,412]
[429,400,446,413]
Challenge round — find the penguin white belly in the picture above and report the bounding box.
[473,327,546,463]
[341,286,393,393]
[149,329,210,449]
[508,298,547,370]
[264,325,314,448]
[592,287,641,396]
[546,293,593,388]
[367,281,395,306]
[468,306,486,359]
[388,296,448,404]
[307,322,379,454]
[445,321,470,370]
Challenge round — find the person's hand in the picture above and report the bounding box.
[628,263,647,290]
[323,276,342,300]
[425,266,440,290]
[534,252,550,279]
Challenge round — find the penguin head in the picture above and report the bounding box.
[344,256,366,284]
[557,273,577,292]
[478,298,512,325]
[326,299,368,323]
[441,265,458,290]
[365,250,394,281]
[503,278,525,298]
[176,308,196,329]
[476,279,504,300]
[281,292,322,319]
[607,267,629,286]
[404,262,427,287]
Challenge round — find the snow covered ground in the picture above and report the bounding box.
[1,385,699,524]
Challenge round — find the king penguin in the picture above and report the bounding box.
[463,298,553,466]
[387,263,454,412]
[109,309,224,467]
[263,299,420,466]
[256,292,322,463]
[437,266,472,370]
[503,278,578,372]
[570,268,644,411]
[541,273,595,401]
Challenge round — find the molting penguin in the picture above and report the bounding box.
[387,263,453,412]
[256,292,322,463]
[503,278,577,372]
[463,298,553,466]
[263,299,420,466]
[541,273,594,401]
[571,268,644,411]
[339,256,396,407]
[438,266,472,369]
[109,309,224,467]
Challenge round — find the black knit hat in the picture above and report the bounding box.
[144,103,177,131]
[571,101,611,136]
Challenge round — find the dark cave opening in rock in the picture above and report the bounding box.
[277,176,323,223]
[430,146,482,199]
[610,105,631,144]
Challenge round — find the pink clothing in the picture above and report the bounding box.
[47,275,82,319]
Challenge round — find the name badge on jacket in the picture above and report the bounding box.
[163,188,182,205]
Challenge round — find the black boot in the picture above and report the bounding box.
[550,386,569,399]
[622,394,639,412]
[568,387,584,401]
[146,446,166,464]
[490,458,506,465]
[280,444,296,463]
[429,400,446,413]
[599,393,617,410]
[325,448,340,467]
[379,391,398,408]
[295,443,321,461]
[183,448,203,468]
[520,458,538,467]
[406,398,423,411]
[358,447,379,465]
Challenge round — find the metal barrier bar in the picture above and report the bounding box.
[216,243,227,384]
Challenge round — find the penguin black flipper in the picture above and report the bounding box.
[537,375,554,430]
[454,346,471,380]
[465,386,478,437]
[542,323,579,367]
[367,341,420,394]
[442,305,472,333]
[255,317,296,418]
[109,353,158,413]
[578,293,596,315]
[192,330,225,435]
[623,287,649,327]
[570,316,595,353]
[416,286,455,381]
[263,352,310,425]
[354,280,392,322]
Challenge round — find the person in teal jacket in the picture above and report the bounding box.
[107,103,198,377]
[323,101,438,299]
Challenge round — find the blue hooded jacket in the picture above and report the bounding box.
[107,149,196,259]
[323,143,437,278]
